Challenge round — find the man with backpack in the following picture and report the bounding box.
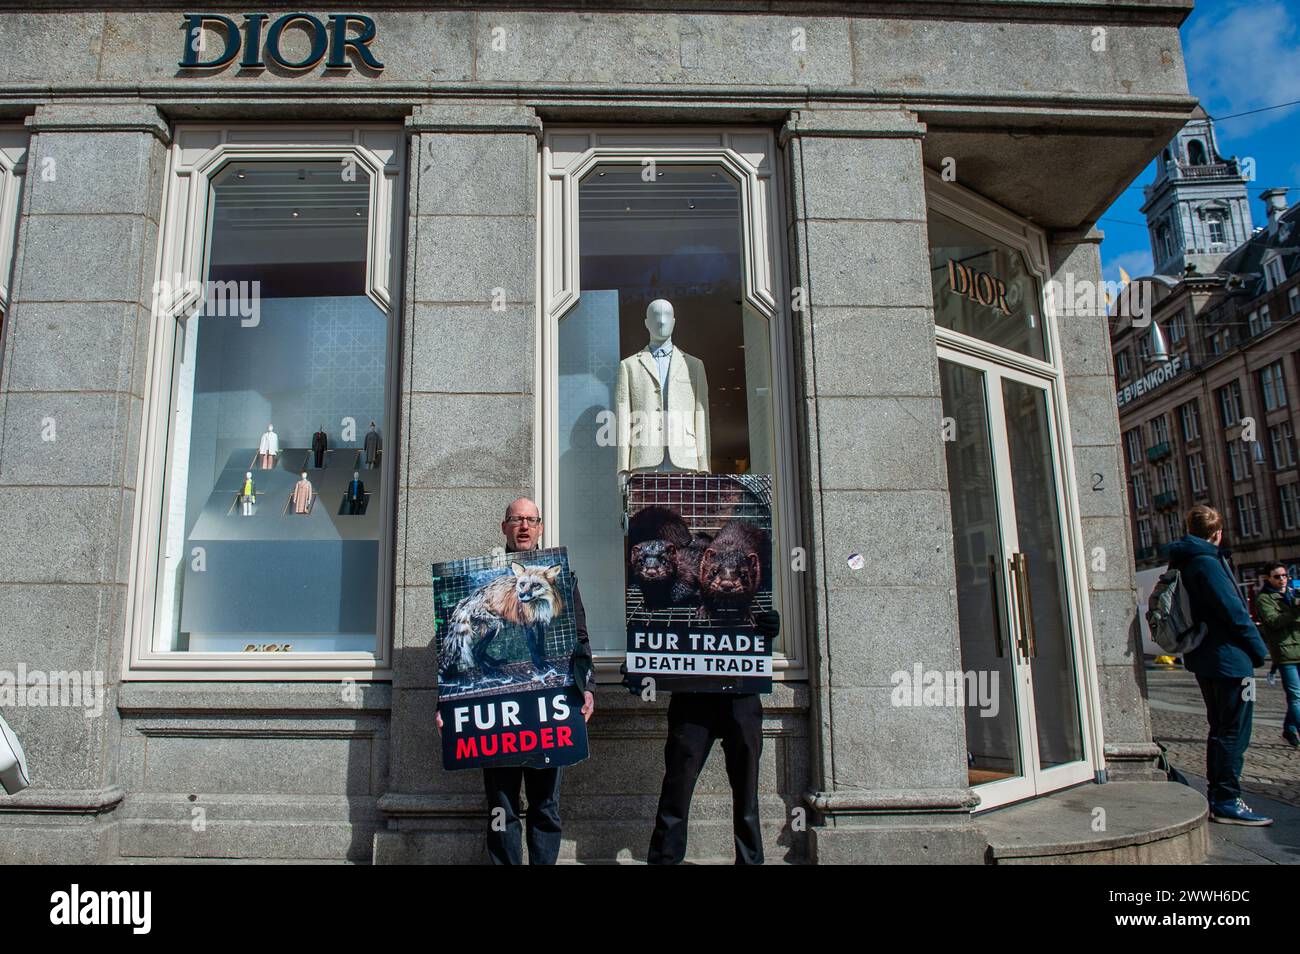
[1252,562,1300,749]
[1164,505,1273,826]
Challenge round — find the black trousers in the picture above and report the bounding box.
[482,765,563,865]
[648,692,763,865]
[1195,674,1255,806]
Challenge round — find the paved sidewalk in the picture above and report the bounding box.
[1147,665,1300,864]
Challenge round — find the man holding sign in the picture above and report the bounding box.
[644,610,779,866]
[435,497,596,865]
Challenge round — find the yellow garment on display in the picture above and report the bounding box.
[242,478,254,497]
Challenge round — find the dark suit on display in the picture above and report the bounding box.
[346,479,366,515]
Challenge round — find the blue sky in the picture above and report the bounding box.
[1099,0,1300,283]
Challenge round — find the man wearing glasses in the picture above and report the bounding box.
[1254,562,1300,748]
[435,497,596,864]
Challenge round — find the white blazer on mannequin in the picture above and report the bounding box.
[614,345,710,473]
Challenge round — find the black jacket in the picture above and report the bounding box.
[570,578,596,693]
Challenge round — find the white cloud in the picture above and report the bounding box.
[1103,249,1155,285]
[1184,0,1300,135]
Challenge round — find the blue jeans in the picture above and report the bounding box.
[1195,674,1255,807]
[1279,663,1300,737]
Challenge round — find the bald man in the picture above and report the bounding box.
[436,497,596,864]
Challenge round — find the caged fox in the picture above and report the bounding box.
[438,562,565,687]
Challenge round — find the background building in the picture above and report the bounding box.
[1114,113,1299,592]
[0,1,1205,864]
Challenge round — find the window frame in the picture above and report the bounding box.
[539,126,805,681]
[1235,492,1261,538]
[1149,415,1170,446]
[1187,451,1207,494]
[1281,482,1299,531]
[0,129,26,323]
[1124,428,1142,465]
[1227,439,1251,482]
[1218,381,1242,427]
[1262,361,1288,411]
[1264,252,1285,291]
[123,124,406,681]
[1168,311,1186,344]
[1132,473,1149,510]
[1179,401,1200,442]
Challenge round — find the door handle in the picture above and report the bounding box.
[987,555,1005,658]
[1010,551,1038,659]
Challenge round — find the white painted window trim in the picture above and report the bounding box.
[123,124,405,681]
[538,126,806,681]
[1263,251,1284,291]
[0,129,28,314]
[925,171,1107,784]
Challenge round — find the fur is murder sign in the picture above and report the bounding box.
[433,547,589,771]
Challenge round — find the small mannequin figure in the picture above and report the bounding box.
[363,421,382,469]
[346,471,366,515]
[292,472,314,514]
[240,471,256,516]
[258,424,279,470]
[312,426,328,469]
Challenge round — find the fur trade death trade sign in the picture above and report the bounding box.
[433,547,589,771]
[624,474,774,694]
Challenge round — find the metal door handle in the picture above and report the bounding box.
[1010,551,1038,658]
[987,555,1005,658]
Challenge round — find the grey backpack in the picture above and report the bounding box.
[1146,567,1206,655]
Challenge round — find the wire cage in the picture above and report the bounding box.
[625,473,774,627]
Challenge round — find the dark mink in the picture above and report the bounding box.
[630,535,710,610]
[698,520,770,619]
[628,505,691,548]
[628,505,707,610]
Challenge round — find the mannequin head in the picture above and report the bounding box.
[353,471,360,480]
[301,472,307,480]
[267,424,274,432]
[645,299,675,346]
[369,421,376,430]
[245,471,252,480]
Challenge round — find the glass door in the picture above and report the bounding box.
[939,347,1093,809]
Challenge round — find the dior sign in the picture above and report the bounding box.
[178,13,383,71]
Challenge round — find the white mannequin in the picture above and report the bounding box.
[257,424,279,469]
[614,299,711,476]
[240,471,255,516]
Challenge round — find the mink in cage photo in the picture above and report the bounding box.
[625,474,773,626]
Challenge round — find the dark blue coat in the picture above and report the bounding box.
[1165,535,1269,678]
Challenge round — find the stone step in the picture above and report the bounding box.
[978,781,1209,864]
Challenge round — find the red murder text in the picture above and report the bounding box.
[451,693,575,760]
